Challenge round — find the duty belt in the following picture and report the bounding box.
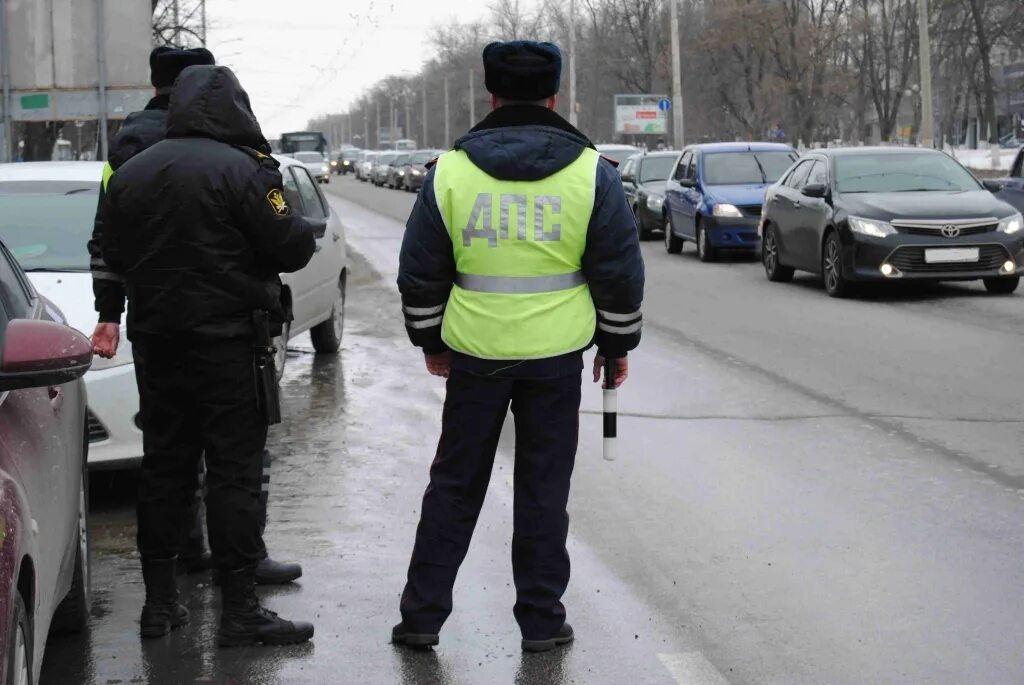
[455,271,586,294]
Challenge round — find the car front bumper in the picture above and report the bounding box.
[706,215,761,250]
[85,364,143,470]
[842,231,1024,281]
[406,173,426,190]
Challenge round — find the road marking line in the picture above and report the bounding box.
[657,653,730,685]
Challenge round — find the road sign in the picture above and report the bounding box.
[614,94,669,135]
[658,98,672,112]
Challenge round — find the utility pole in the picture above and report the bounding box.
[172,0,180,45]
[97,0,109,160]
[917,0,934,149]
[390,97,397,143]
[404,94,411,143]
[1,0,12,162]
[200,0,207,45]
[568,0,578,128]
[376,99,381,148]
[363,104,369,149]
[469,69,476,125]
[422,75,428,147]
[669,0,684,148]
[444,74,451,146]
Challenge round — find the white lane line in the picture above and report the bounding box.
[657,653,730,685]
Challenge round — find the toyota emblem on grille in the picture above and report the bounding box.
[941,224,961,238]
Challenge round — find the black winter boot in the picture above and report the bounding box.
[217,565,314,647]
[140,558,189,638]
[212,556,303,586]
[522,622,574,653]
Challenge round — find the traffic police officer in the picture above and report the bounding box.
[89,47,302,586]
[392,40,645,652]
[100,64,316,646]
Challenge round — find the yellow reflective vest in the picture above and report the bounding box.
[432,148,599,360]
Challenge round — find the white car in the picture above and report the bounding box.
[289,151,331,184]
[0,159,347,470]
[596,143,644,167]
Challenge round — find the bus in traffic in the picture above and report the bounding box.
[281,131,329,155]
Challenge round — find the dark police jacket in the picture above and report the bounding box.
[398,105,645,377]
[101,66,316,341]
[88,93,171,324]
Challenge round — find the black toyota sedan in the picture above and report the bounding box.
[760,147,1023,297]
[619,151,678,239]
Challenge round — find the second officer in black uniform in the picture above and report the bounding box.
[101,64,317,646]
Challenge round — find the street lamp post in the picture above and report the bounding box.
[469,69,476,126]
[917,0,934,149]
[444,74,451,146]
[669,0,685,148]
[568,0,578,128]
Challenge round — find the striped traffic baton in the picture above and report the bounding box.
[603,357,617,461]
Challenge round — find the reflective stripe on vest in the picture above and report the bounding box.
[434,147,599,360]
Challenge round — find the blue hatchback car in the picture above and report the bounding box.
[664,142,798,261]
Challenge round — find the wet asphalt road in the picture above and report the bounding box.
[42,174,1024,684]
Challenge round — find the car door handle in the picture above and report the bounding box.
[332,233,340,242]
[48,386,63,412]
[793,200,802,208]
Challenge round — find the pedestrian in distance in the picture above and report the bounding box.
[392,40,645,653]
[98,64,317,647]
[89,46,304,587]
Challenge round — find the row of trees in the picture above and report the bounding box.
[311,0,1024,150]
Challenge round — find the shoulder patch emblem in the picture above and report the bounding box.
[267,188,289,216]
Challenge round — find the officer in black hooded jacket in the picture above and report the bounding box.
[101,64,316,647]
[89,47,302,587]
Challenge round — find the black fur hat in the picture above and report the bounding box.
[150,47,216,89]
[482,41,562,101]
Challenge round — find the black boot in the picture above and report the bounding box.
[391,622,439,649]
[255,557,302,585]
[212,556,303,586]
[522,622,574,653]
[140,558,189,638]
[217,565,314,647]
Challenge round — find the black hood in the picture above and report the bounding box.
[108,109,168,169]
[166,65,268,151]
[839,189,1019,222]
[454,105,594,182]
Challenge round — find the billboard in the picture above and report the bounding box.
[614,94,668,136]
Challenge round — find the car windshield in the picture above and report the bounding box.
[342,150,360,160]
[835,153,981,193]
[703,151,797,185]
[410,151,434,164]
[294,152,324,163]
[0,181,97,271]
[366,154,378,163]
[639,156,677,184]
[380,153,398,164]
[394,155,410,165]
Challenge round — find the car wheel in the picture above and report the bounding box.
[310,273,346,354]
[762,225,794,282]
[822,232,852,298]
[272,322,290,383]
[696,220,717,263]
[983,276,1019,294]
[664,214,683,254]
[52,456,90,634]
[6,593,32,685]
[632,205,651,240]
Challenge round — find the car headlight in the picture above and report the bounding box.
[646,194,664,211]
[997,213,1022,235]
[90,326,133,372]
[321,165,329,172]
[397,170,405,176]
[412,169,422,176]
[330,160,338,166]
[712,203,743,218]
[848,216,896,238]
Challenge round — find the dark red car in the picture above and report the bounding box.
[0,242,92,683]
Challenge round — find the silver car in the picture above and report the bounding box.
[291,151,331,184]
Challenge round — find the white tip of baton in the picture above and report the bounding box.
[603,388,617,412]
[603,438,617,461]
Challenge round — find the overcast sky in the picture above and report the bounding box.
[206,0,500,138]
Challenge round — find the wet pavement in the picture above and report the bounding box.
[40,175,1024,684]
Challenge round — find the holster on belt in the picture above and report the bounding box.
[252,310,282,425]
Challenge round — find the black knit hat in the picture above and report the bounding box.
[483,41,562,101]
[150,47,216,89]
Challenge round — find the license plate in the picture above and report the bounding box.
[924,248,980,264]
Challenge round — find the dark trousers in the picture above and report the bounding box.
[181,449,271,559]
[133,335,267,570]
[400,370,581,639]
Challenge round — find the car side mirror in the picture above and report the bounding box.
[678,178,697,188]
[0,319,93,392]
[309,218,328,240]
[982,179,1003,193]
[802,183,828,199]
